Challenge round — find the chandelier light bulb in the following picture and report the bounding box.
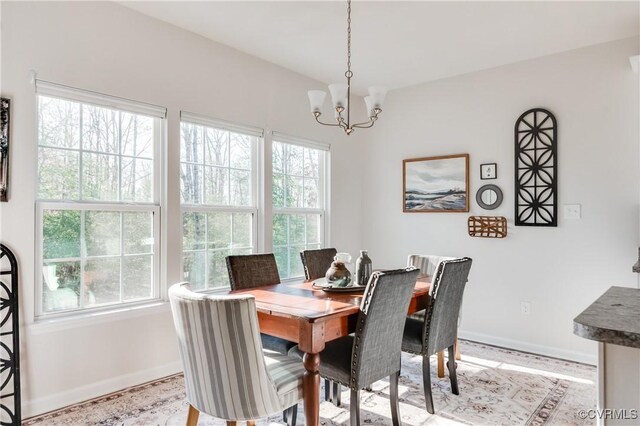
[307,90,327,114]
[367,86,388,110]
[328,83,348,109]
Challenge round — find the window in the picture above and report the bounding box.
[36,81,164,316]
[180,113,260,290]
[272,136,327,279]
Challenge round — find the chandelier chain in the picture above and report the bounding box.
[346,0,352,79]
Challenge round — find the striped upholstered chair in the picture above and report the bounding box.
[402,257,473,414]
[169,282,304,426]
[225,253,296,355]
[300,248,337,280]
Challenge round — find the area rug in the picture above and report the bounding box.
[23,340,596,425]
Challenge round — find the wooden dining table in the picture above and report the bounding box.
[229,276,432,426]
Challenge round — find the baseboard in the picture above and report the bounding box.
[458,329,597,366]
[22,361,183,419]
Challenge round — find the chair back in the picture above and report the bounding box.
[407,254,455,293]
[300,248,338,280]
[350,267,420,389]
[169,283,282,420]
[422,258,473,356]
[226,253,281,290]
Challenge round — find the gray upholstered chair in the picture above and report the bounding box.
[300,247,337,280]
[402,257,472,414]
[407,254,457,377]
[226,253,282,290]
[291,267,420,426]
[225,253,296,355]
[169,282,303,426]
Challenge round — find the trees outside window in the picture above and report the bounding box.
[36,87,163,316]
[272,140,326,279]
[180,117,258,289]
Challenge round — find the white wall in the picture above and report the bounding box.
[0,1,366,417]
[362,37,640,364]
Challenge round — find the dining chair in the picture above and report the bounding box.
[407,254,459,377]
[169,282,303,426]
[300,247,337,280]
[290,267,420,426]
[225,253,296,355]
[402,257,472,414]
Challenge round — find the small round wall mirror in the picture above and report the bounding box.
[476,184,503,210]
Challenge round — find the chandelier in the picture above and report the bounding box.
[307,0,387,135]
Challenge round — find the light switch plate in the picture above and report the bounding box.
[564,204,581,219]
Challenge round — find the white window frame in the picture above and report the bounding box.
[34,81,166,319]
[179,112,262,291]
[271,132,330,280]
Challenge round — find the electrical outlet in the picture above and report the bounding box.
[564,204,582,219]
[521,301,531,315]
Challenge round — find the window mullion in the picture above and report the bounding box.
[205,212,210,290]
[79,210,86,309]
[119,212,124,304]
[79,106,84,200]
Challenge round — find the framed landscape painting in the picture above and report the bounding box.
[403,154,469,212]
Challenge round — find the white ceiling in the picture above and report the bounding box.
[121,1,639,93]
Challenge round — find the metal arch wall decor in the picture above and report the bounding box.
[515,108,557,226]
[0,244,20,425]
[0,98,10,202]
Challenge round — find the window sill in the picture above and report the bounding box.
[28,300,171,335]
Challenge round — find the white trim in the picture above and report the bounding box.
[458,329,597,365]
[272,131,330,151]
[181,205,257,214]
[28,301,170,334]
[180,111,263,138]
[22,359,182,418]
[597,342,605,425]
[35,80,166,119]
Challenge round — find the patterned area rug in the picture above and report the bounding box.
[23,340,595,425]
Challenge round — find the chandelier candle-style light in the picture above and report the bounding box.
[307,0,387,135]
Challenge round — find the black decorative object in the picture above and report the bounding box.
[0,98,10,202]
[476,184,503,210]
[480,163,496,180]
[0,244,20,425]
[515,108,557,226]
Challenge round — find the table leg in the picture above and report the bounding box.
[437,351,445,378]
[303,352,321,426]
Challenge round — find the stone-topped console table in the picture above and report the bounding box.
[574,286,640,425]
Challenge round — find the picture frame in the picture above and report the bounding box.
[0,98,10,202]
[480,163,497,180]
[403,153,469,213]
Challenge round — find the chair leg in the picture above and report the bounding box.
[350,389,360,426]
[333,381,341,406]
[390,371,401,426]
[246,422,256,426]
[285,404,298,426]
[437,351,445,378]
[422,355,435,414]
[325,378,331,401]
[186,404,199,426]
[226,421,237,426]
[447,345,459,395]
[455,337,461,360]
